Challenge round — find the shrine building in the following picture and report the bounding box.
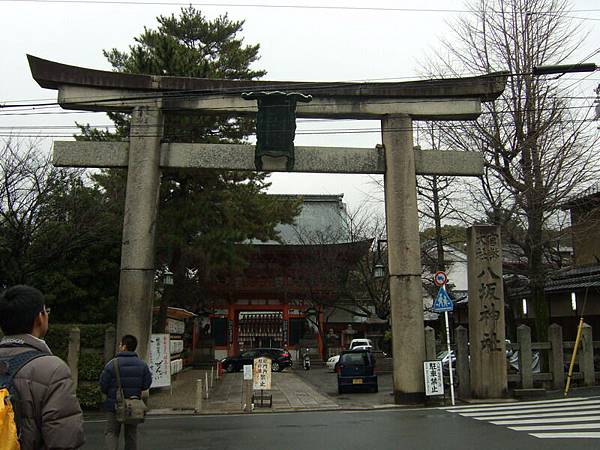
[202,194,371,360]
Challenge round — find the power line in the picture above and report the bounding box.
[2,117,596,139]
[1,98,596,118]
[2,85,598,115]
[4,0,600,16]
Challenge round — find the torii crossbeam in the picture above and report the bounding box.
[28,55,507,404]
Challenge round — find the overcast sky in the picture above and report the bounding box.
[2,0,599,214]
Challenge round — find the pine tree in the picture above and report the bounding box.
[78,7,299,323]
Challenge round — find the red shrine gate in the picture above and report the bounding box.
[206,240,370,359]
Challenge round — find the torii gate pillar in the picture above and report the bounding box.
[382,115,425,402]
[117,106,163,361]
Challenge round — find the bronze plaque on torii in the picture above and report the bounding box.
[242,91,312,171]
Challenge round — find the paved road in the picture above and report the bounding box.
[83,396,600,450]
[292,366,398,408]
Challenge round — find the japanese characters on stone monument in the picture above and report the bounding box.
[467,225,508,398]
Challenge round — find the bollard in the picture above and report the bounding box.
[210,366,214,388]
[456,326,470,399]
[517,325,533,389]
[244,379,253,413]
[195,379,203,412]
[216,361,220,380]
[67,327,81,391]
[548,324,564,390]
[205,371,209,399]
[424,326,436,360]
[581,323,594,387]
[103,325,116,364]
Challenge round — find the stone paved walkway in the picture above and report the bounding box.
[205,369,339,413]
[148,368,209,411]
[147,368,340,414]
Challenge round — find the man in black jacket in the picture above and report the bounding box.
[100,334,152,450]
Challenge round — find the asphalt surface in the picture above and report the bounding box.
[292,365,399,408]
[83,401,600,450]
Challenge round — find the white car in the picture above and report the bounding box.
[326,354,340,372]
[327,345,375,372]
[349,338,373,349]
[352,345,373,352]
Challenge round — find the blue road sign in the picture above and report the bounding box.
[432,288,454,312]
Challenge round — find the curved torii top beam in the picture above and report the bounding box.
[28,55,507,120]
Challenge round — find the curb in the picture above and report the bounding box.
[143,403,424,417]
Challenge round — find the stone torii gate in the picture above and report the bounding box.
[28,55,507,403]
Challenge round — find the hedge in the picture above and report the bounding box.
[1,323,113,410]
[44,323,114,410]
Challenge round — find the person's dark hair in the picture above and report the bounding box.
[121,334,138,352]
[0,285,45,335]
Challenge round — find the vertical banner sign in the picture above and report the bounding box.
[149,333,171,388]
[243,365,253,381]
[467,225,508,398]
[227,319,233,345]
[424,361,444,396]
[282,320,289,346]
[253,357,272,390]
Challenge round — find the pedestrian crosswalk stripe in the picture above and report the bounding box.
[443,396,593,410]
[531,432,600,439]
[481,408,600,421]
[460,404,600,417]
[509,423,600,431]
[441,397,600,439]
[459,405,600,420]
[453,399,600,414]
[490,414,600,425]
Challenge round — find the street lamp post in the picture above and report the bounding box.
[163,269,174,288]
[157,268,174,333]
[373,239,388,280]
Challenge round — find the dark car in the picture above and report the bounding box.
[337,349,378,393]
[221,348,292,373]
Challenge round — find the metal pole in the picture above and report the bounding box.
[444,310,455,406]
[564,317,584,396]
[565,288,589,396]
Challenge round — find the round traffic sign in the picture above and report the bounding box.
[433,271,447,287]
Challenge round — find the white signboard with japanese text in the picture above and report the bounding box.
[170,358,183,375]
[253,357,272,390]
[243,364,253,380]
[149,333,171,388]
[167,318,185,335]
[169,339,184,355]
[424,361,444,396]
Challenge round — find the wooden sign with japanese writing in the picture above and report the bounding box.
[253,357,272,390]
[467,225,508,398]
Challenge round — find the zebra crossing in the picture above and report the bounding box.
[441,396,600,439]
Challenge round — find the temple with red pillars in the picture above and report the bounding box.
[199,195,371,361]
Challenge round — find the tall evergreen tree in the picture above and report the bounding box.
[78,7,299,324]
